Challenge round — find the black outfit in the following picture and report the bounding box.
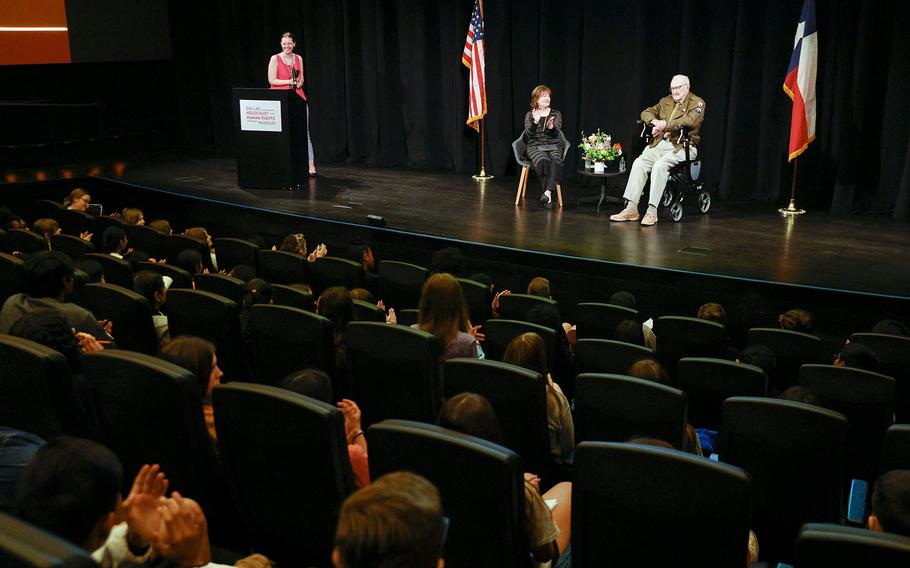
[523,109,564,194]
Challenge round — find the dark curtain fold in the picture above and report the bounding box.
[169,0,910,219]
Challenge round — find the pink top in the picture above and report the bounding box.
[271,53,307,101]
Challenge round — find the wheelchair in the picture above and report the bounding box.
[639,121,711,222]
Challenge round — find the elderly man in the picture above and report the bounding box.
[610,74,706,226]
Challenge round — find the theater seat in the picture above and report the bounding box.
[248,304,334,385]
[0,512,96,568]
[795,523,910,567]
[368,419,528,567]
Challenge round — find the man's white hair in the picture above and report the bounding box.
[671,74,690,86]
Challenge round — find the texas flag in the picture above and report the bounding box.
[783,0,818,161]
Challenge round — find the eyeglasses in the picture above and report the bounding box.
[669,84,688,92]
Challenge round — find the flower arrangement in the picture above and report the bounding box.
[579,130,622,162]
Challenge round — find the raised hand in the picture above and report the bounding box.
[153,492,212,567]
[120,464,169,549]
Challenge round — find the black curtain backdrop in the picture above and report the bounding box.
[169,0,910,219]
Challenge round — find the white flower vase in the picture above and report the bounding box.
[593,161,605,174]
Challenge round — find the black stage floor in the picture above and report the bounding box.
[102,155,910,299]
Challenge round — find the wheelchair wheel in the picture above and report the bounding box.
[661,187,675,208]
[670,201,683,222]
[697,190,711,214]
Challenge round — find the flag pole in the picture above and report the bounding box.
[778,157,806,216]
[472,119,494,181]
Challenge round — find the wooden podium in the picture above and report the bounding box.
[233,88,308,189]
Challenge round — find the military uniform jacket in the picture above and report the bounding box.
[640,92,706,150]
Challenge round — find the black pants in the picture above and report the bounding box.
[534,158,563,193]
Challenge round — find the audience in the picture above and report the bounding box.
[148,219,173,235]
[159,336,224,442]
[834,340,881,372]
[697,302,727,325]
[502,332,575,466]
[779,308,814,334]
[868,470,910,537]
[12,436,237,566]
[413,273,480,361]
[333,471,444,568]
[627,358,671,385]
[614,318,646,346]
[63,188,92,212]
[317,286,355,378]
[437,393,572,565]
[133,270,171,344]
[609,290,636,309]
[280,368,370,489]
[527,276,551,298]
[429,246,465,276]
[0,250,110,340]
[736,344,777,377]
[871,319,909,336]
[8,307,103,371]
[121,208,145,226]
[185,227,218,271]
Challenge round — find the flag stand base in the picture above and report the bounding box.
[472,167,494,181]
[778,198,806,217]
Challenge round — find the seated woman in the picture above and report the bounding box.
[438,393,572,566]
[502,332,575,466]
[185,227,218,271]
[158,336,224,442]
[63,188,92,212]
[523,84,564,208]
[280,368,370,488]
[412,273,480,361]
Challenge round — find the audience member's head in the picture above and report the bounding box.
[159,336,222,399]
[526,304,564,339]
[102,226,127,254]
[280,368,333,403]
[614,319,645,346]
[24,250,75,299]
[697,302,727,325]
[333,471,445,568]
[0,205,23,230]
[418,273,469,349]
[9,308,82,370]
[318,286,354,333]
[609,291,636,309]
[869,470,910,537]
[13,436,123,551]
[526,277,551,298]
[736,345,777,376]
[175,249,204,275]
[503,332,548,378]
[872,319,909,337]
[348,288,375,304]
[429,246,465,276]
[121,208,145,226]
[834,341,881,372]
[779,308,814,334]
[246,234,267,250]
[627,358,670,385]
[63,188,91,212]
[778,385,819,406]
[346,241,375,272]
[32,218,61,239]
[242,278,273,310]
[74,259,104,284]
[279,233,308,256]
[437,392,503,445]
[185,227,213,249]
[229,264,258,283]
[148,219,173,235]
[133,270,169,310]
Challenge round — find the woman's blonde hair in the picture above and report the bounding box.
[418,273,469,350]
[281,32,295,41]
[121,208,144,226]
[62,188,90,207]
[529,85,551,110]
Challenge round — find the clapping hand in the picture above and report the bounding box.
[153,492,212,567]
[76,331,105,353]
[120,464,169,550]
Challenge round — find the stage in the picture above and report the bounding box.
[101,153,910,300]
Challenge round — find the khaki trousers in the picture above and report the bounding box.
[622,139,697,208]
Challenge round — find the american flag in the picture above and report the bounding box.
[462,0,487,131]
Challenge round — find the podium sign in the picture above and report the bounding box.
[233,88,307,189]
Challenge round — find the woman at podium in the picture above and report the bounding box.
[268,32,316,176]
